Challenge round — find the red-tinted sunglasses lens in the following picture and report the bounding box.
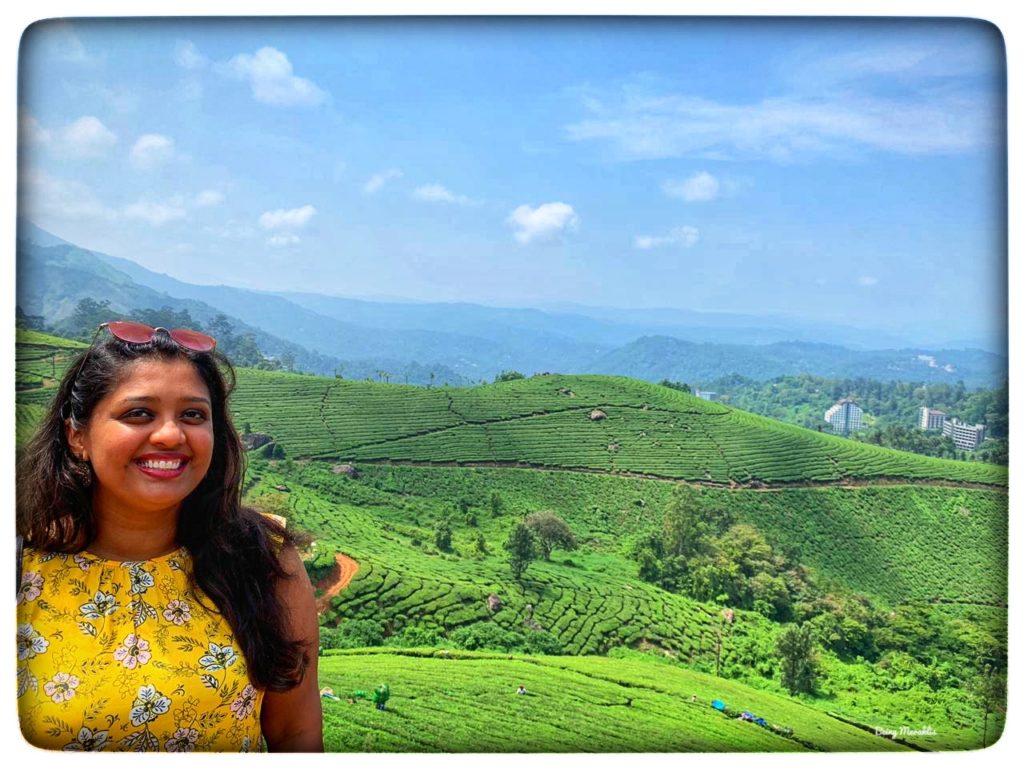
[105,321,217,352]
[105,321,157,344]
[169,328,217,352]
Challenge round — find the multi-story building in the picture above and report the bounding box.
[919,406,947,431]
[942,418,986,451]
[695,390,721,402]
[824,398,864,435]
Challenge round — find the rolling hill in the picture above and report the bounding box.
[14,330,1008,751]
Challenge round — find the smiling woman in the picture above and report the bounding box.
[15,322,323,752]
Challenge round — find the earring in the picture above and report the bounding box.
[70,454,93,488]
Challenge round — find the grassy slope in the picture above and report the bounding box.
[318,649,909,752]
[14,334,1006,486]
[248,460,1005,749]
[15,332,1007,750]
[227,370,1007,485]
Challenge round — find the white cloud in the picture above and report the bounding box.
[663,172,720,203]
[267,234,301,247]
[858,275,879,287]
[18,113,51,146]
[507,202,579,245]
[259,205,317,230]
[59,116,116,157]
[174,40,207,69]
[203,221,255,240]
[129,133,175,170]
[122,200,188,226]
[413,183,473,205]
[18,168,114,221]
[36,21,95,65]
[633,226,700,250]
[566,76,992,160]
[195,189,225,207]
[364,169,402,194]
[222,47,327,107]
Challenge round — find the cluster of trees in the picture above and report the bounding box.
[504,511,577,580]
[632,487,1007,699]
[631,486,804,621]
[701,373,1008,464]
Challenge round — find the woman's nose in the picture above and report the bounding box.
[150,417,186,446]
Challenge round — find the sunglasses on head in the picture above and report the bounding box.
[62,321,218,422]
[101,321,217,352]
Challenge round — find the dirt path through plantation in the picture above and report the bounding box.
[315,553,359,613]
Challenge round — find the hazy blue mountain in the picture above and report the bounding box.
[84,249,614,378]
[585,336,1006,390]
[16,221,1007,388]
[533,301,920,350]
[15,239,348,377]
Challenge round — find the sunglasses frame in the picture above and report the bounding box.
[102,321,217,352]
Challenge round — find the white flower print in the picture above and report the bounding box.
[73,553,92,571]
[80,590,118,619]
[230,684,257,720]
[17,571,43,604]
[199,642,237,671]
[16,623,49,660]
[165,727,199,752]
[127,564,155,595]
[162,599,191,625]
[128,684,171,726]
[44,672,81,704]
[113,633,152,669]
[63,726,109,751]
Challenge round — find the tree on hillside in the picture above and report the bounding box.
[494,370,525,382]
[973,663,1007,748]
[130,306,198,333]
[504,523,537,581]
[658,379,692,394]
[435,520,453,552]
[776,623,818,696]
[662,485,726,560]
[63,298,117,339]
[524,511,577,561]
[489,491,505,517]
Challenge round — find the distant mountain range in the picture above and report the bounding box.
[15,220,1007,389]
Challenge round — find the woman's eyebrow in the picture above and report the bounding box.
[116,395,212,405]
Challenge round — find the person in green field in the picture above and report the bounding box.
[373,683,390,711]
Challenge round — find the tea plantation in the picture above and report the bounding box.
[15,330,1008,751]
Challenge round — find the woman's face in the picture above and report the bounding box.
[66,358,215,524]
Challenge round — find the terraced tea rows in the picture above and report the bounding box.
[318,650,910,752]
[234,375,1005,486]
[15,334,1005,486]
[275,461,1006,619]
[256,462,767,662]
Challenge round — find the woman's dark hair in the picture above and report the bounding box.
[17,330,308,692]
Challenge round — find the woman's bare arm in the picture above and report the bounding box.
[260,546,324,752]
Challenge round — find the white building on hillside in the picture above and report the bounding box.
[824,398,864,435]
[919,407,947,431]
[942,418,986,451]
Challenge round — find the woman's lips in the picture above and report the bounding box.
[134,456,190,478]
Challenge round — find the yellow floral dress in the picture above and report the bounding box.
[16,546,264,752]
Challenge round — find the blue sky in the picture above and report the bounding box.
[16,17,1006,348]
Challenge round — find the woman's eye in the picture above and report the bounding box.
[182,410,208,423]
[120,409,153,421]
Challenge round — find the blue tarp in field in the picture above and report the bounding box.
[711,699,726,710]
